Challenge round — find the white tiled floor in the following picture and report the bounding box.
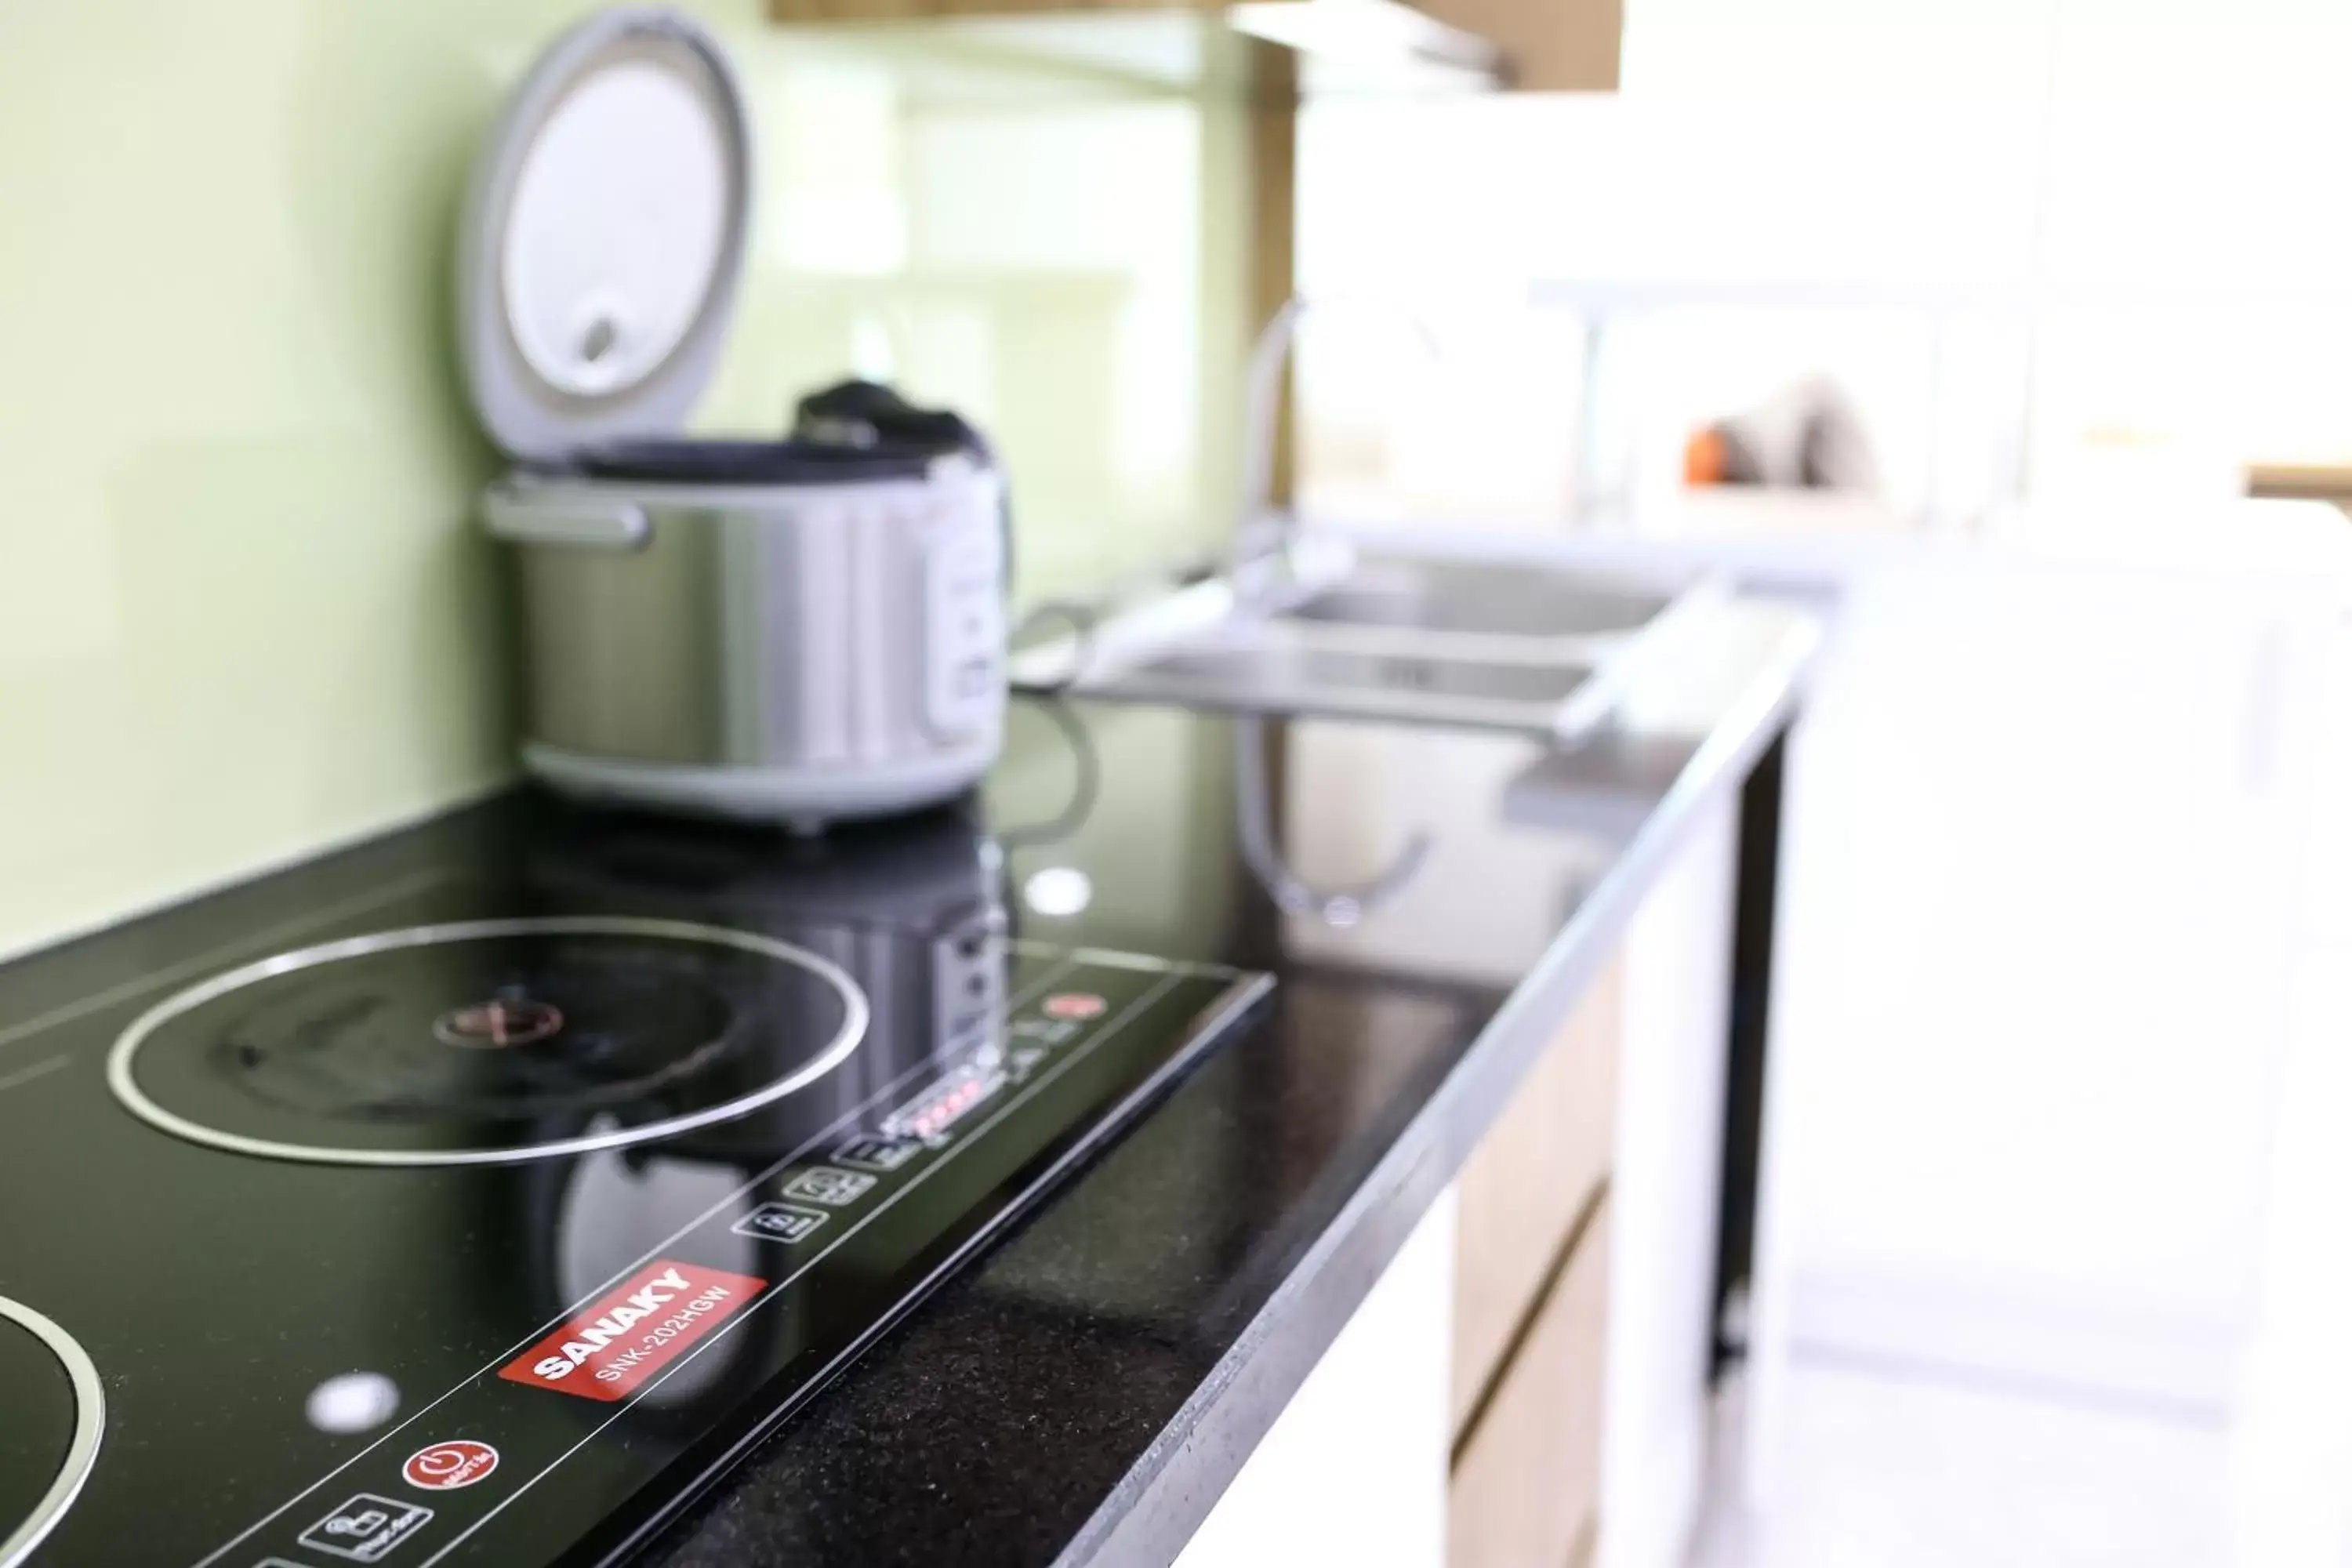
[1688,1358,2232,1568]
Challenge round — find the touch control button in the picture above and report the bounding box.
[297,1494,433,1562]
[401,1439,499,1491]
[779,1167,876,1207]
[731,1203,829,1244]
[832,1136,922,1174]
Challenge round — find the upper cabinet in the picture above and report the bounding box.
[765,0,1623,93]
[1411,0,1619,90]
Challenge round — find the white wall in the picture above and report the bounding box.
[1295,4,2352,528]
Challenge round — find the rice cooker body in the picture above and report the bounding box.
[489,459,1006,826]
[461,9,1008,825]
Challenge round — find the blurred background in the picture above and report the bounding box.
[1287,15,2352,1562]
[1294,3,2352,532]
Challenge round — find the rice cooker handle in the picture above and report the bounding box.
[481,484,651,552]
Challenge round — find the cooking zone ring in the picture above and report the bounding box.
[0,1295,104,1568]
[106,916,869,1167]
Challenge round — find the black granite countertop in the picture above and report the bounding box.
[635,595,1823,1568]
[0,590,1817,1568]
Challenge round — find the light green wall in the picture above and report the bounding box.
[0,1,1247,956]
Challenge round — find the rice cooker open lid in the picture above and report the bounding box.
[458,6,753,466]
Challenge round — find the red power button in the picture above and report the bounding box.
[403,1439,499,1491]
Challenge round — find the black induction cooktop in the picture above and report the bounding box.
[0,803,1271,1567]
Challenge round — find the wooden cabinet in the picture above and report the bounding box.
[763,0,1623,93]
[1171,739,1745,1568]
[1450,956,1621,1436]
[1448,956,1622,1567]
[1448,790,1740,1568]
[1451,1197,1613,1568]
[1415,0,1621,90]
[769,0,1207,17]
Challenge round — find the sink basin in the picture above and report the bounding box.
[1008,547,1719,746]
[1276,559,1675,647]
[1109,639,1599,736]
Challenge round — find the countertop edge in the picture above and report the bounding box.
[1052,611,1826,1568]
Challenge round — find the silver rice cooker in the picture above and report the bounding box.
[459,7,1008,828]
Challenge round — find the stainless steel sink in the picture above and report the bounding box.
[1009,547,1720,746]
[1107,639,1600,735]
[1276,558,1675,648]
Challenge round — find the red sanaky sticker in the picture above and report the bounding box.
[499,1259,768,1403]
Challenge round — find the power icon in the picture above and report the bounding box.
[402,1439,499,1491]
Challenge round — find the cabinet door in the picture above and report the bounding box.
[1766,557,2323,1401]
[1410,0,1624,89]
[1602,793,1739,1568]
[1451,1197,1613,1568]
[1174,1195,1456,1568]
[1453,955,1621,1436]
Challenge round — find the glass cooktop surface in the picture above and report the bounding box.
[0,805,1270,1568]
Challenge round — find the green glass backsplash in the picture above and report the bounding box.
[0,1,1247,956]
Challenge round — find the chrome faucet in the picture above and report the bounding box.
[1232,293,1446,601]
[1228,295,1444,925]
